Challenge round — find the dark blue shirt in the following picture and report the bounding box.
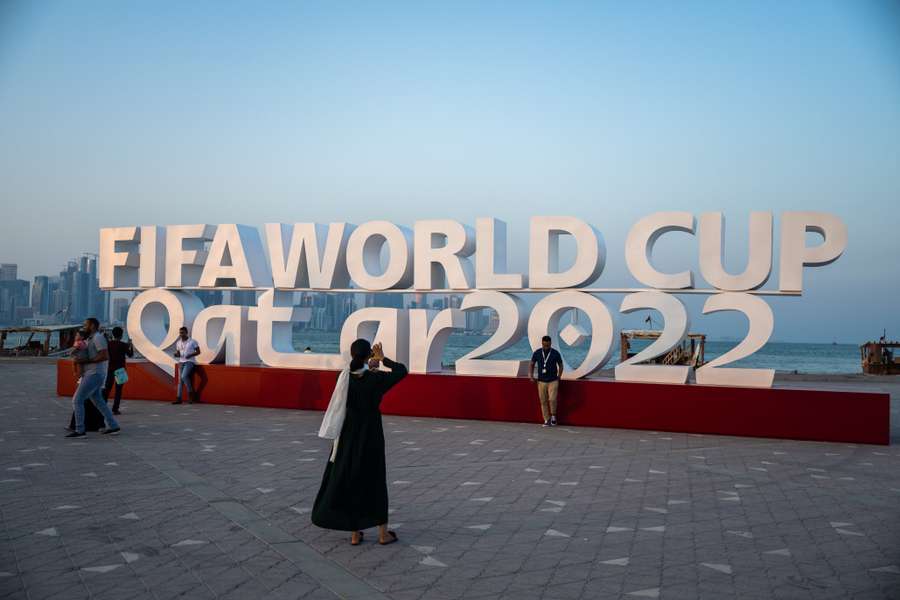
[531,348,563,382]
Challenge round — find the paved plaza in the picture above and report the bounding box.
[1,362,899,600]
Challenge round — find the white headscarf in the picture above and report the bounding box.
[318,364,367,462]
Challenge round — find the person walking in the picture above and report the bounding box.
[312,340,407,546]
[65,318,121,438]
[104,326,133,415]
[173,326,201,404]
[66,328,105,432]
[529,335,564,427]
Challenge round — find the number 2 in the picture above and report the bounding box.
[695,293,774,388]
[615,291,692,384]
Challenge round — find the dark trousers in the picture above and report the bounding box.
[104,370,125,412]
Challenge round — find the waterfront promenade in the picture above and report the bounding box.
[1,361,899,600]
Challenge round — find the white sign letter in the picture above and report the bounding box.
[165,224,215,287]
[778,212,847,293]
[475,217,525,289]
[346,221,413,290]
[193,305,259,366]
[265,223,354,289]
[199,224,272,288]
[139,226,166,288]
[529,216,604,289]
[456,291,529,376]
[409,308,465,373]
[699,212,772,291]
[625,212,695,289]
[615,291,691,384]
[695,293,775,388]
[413,220,475,290]
[249,290,343,370]
[99,227,140,289]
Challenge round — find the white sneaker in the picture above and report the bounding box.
[542,420,550,428]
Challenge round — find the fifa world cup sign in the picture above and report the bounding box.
[99,213,846,389]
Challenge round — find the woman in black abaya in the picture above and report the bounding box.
[311,339,407,545]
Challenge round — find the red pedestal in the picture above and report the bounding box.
[56,360,890,445]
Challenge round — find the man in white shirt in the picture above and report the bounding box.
[173,326,201,404]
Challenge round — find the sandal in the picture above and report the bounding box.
[379,530,398,545]
[351,531,364,546]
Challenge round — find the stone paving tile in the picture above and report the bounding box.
[0,362,899,599]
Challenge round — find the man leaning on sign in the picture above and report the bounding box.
[172,326,201,405]
[529,335,564,427]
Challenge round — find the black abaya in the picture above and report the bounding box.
[311,358,407,531]
[68,401,104,432]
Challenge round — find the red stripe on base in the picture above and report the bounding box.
[56,360,890,445]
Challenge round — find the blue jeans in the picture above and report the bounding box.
[73,372,119,433]
[177,362,195,401]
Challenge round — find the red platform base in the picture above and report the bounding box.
[56,360,890,445]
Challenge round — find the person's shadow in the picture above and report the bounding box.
[193,366,209,402]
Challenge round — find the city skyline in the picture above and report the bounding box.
[0,255,110,327]
[0,256,499,336]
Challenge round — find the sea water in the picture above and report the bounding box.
[287,331,862,374]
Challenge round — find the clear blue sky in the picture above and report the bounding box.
[1,1,898,342]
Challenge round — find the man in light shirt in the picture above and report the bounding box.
[173,326,201,405]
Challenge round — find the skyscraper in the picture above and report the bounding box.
[31,275,50,315]
[72,270,92,321]
[310,293,328,330]
[112,297,130,324]
[323,292,357,331]
[0,278,30,325]
[465,308,487,332]
[42,256,109,323]
[93,288,109,322]
[0,264,17,281]
[485,310,500,334]
[50,285,67,319]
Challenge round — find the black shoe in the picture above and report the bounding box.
[172,400,182,405]
[65,426,74,432]
[65,431,86,438]
[550,416,558,426]
[112,410,121,415]
[100,427,121,435]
